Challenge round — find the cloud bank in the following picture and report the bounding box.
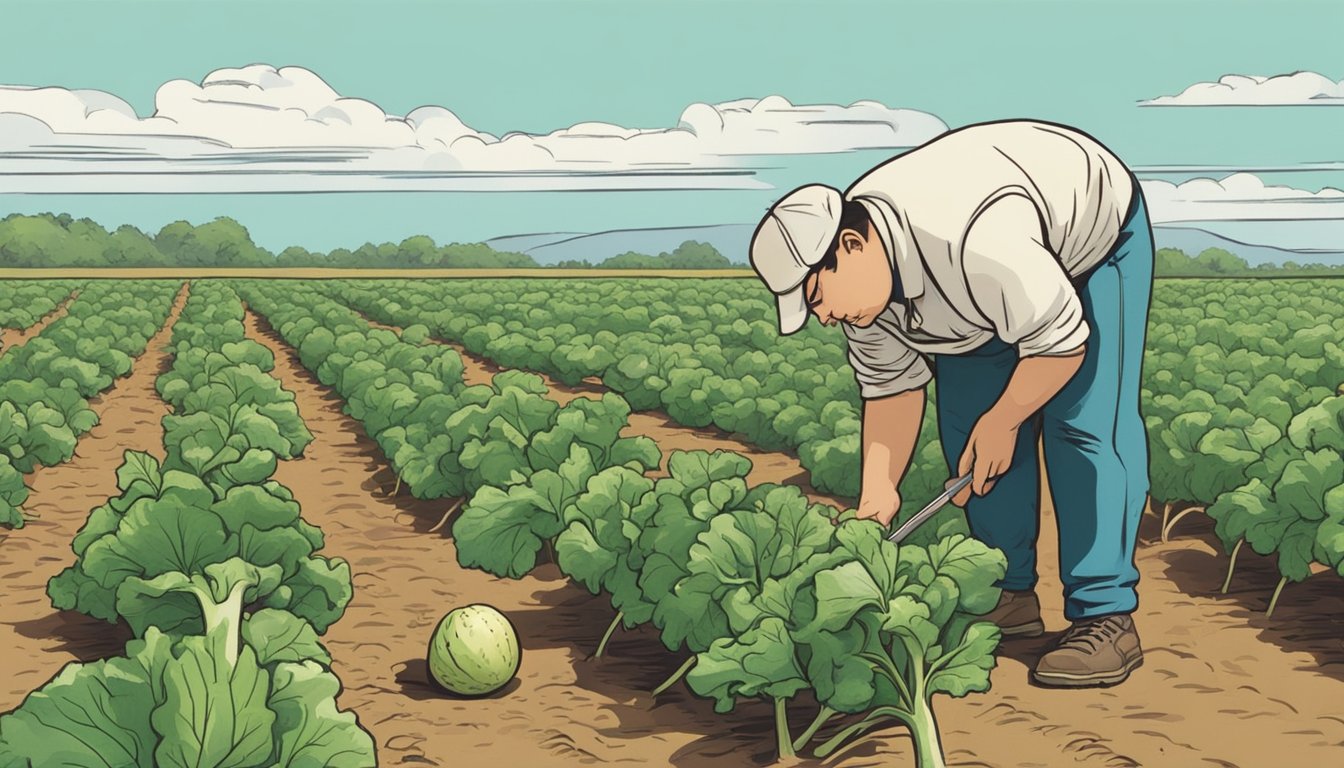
[1140,71,1344,106]
[0,64,948,193]
[1139,174,1344,222]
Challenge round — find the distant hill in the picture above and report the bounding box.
[487,224,756,266]
[1150,226,1344,266]
[487,222,1344,267]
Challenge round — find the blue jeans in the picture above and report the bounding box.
[931,182,1153,621]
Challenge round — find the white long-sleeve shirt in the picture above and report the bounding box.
[841,119,1136,399]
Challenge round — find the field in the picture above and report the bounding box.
[0,276,1341,767]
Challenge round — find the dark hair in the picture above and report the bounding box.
[814,199,873,272]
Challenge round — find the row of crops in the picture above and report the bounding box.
[322,280,955,525]
[1142,282,1344,615]
[1,280,376,765]
[320,277,1344,616]
[0,281,179,527]
[236,279,1003,764]
[0,280,78,350]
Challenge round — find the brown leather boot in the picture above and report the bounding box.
[982,589,1045,638]
[1032,613,1143,688]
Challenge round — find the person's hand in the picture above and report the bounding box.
[856,484,902,526]
[951,411,1020,507]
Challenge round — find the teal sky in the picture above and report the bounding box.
[1,0,1341,255]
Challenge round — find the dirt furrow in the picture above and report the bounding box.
[0,283,187,712]
[0,289,80,353]
[368,317,1344,767]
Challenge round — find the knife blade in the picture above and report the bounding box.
[887,473,974,544]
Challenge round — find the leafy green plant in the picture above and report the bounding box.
[0,281,178,527]
[1209,396,1344,614]
[2,577,373,767]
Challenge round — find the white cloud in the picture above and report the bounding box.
[1139,174,1344,222]
[0,64,947,192]
[1140,71,1344,106]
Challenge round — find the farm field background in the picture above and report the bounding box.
[0,276,1341,767]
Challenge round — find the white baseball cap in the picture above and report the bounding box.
[749,184,843,335]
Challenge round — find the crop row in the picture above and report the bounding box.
[324,277,1344,614]
[0,280,79,342]
[237,280,999,765]
[0,280,375,766]
[0,281,179,527]
[1142,281,1344,612]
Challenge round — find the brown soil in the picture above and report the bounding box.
[0,289,79,353]
[244,308,1344,768]
[0,283,186,712]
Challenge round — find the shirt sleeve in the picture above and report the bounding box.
[843,319,932,399]
[961,193,1090,357]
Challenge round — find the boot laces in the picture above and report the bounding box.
[1058,616,1125,654]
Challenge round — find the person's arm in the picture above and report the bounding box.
[858,387,925,525]
[842,318,932,524]
[953,193,1090,503]
[951,350,1084,504]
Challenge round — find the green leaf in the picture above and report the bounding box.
[81,490,233,591]
[610,435,661,472]
[453,484,547,578]
[925,534,1007,615]
[0,632,169,767]
[1314,484,1344,574]
[1276,519,1317,582]
[116,451,162,494]
[273,557,352,634]
[804,623,879,713]
[242,610,332,668]
[217,448,279,490]
[1276,449,1343,523]
[685,617,808,713]
[151,634,275,768]
[554,521,618,594]
[927,621,1001,698]
[267,661,376,767]
[806,560,886,636]
[211,483,303,535]
[668,449,752,487]
[881,595,939,657]
[116,572,212,637]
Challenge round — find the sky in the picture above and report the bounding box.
[0,0,1341,257]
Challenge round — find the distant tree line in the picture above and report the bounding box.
[1,212,1339,275]
[1156,246,1344,277]
[0,213,747,270]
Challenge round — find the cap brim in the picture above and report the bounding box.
[776,285,809,335]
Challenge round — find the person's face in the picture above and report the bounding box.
[802,223,893,329]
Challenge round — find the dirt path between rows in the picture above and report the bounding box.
[250,304,1344,768]
[0,289,80,353]
[0,283,186,713]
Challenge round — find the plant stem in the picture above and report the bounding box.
[1266,575,1289,618]
[1221,538,1244,594]
[1161,505,1205,542]
[811,708,908,758]
[774,698,796,760]
[427,499,464,533]
[194,581,248,668]
[652,656,697,696]
[595,611,623,658]
[791,705,836,752]
[392,474,402,497]
[907,696,946,768]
